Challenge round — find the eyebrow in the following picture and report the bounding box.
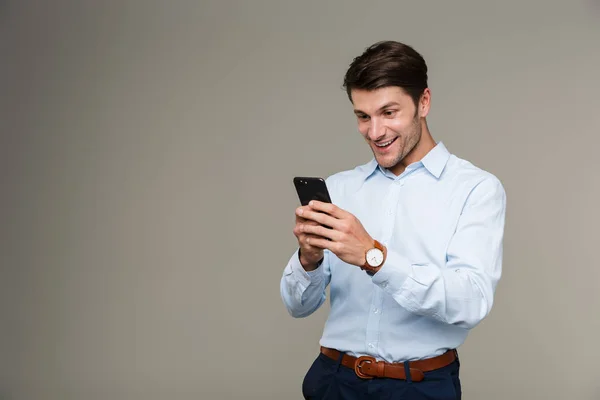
[354,102,401,115]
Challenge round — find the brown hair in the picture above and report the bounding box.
[342,41,428,107]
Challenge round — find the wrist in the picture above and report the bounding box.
[361,239,386,274]
[299,249,323,271]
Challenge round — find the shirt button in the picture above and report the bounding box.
[373,308,379,314]
[368,343,374,348]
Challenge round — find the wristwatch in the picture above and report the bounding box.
[361,239,386,274]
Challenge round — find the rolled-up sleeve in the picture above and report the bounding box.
[280,249,331,318]
[372,176,507,329]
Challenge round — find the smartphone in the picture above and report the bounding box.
[293,177,332,206]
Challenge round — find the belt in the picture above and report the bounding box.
[320,346,457,382]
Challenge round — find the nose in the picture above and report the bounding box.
[367,117,386,141]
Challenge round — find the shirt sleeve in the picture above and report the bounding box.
[371,176,507,329]
[280,248,332,318]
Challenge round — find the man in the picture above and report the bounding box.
[280,40,506,400]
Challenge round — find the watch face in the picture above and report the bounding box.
[366,248,384,267]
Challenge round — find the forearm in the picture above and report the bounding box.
[280,249,329,318]
[371,249,498,329]
[371,176,506,329]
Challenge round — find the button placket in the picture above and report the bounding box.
[366,284,384,354]
[381,182,401,243]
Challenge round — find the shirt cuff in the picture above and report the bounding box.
[371,249,412,293]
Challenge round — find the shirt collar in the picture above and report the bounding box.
[420,141,451,178]
[361,141,451,180]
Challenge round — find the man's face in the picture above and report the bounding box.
[351,86,427,175]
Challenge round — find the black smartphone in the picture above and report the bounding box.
[293,177,332,206]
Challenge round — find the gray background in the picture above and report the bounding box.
[1,1,599,399]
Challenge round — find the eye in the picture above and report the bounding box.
[357,114,370,121]
[383,110,397,117]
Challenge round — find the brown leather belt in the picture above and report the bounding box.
[320,346,457,382]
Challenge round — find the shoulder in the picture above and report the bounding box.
[323,159,375,202]
[445,154,506,206]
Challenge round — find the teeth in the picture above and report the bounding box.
[376,139,394,147]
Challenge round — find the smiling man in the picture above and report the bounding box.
[280,41,507,400]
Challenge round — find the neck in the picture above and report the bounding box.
[390,119,436,175]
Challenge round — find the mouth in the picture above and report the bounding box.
[373,137,397,149]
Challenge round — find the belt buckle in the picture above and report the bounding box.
[354,356,376,379]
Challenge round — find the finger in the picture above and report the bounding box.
[296,215,320,225]
[296,206,337,226]
[300,208,340,230]
[294,223,326,239]
[301,233,325,244]
[306,236,337,251]
[299,235,327,256]
[308,201,347,219]
[295,206,312,218]
[302,223,338,240]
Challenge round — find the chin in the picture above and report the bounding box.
[376,155,401,169]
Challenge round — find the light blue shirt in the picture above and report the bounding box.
[280,142,507,363]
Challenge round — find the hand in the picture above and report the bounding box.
[293,206,325,271]
[295,201,374,268]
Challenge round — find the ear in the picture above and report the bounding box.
[419,88,431,118]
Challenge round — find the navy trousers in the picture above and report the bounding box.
[302,352,462,400]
